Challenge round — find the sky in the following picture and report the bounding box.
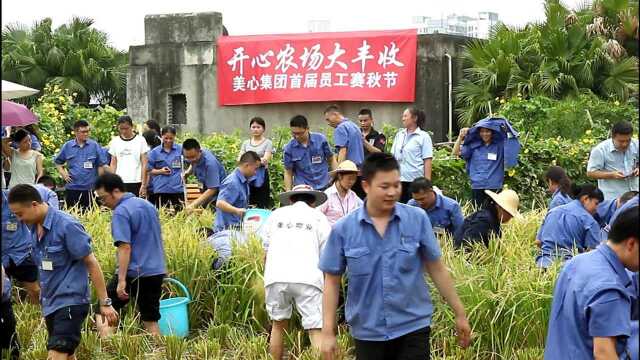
[2,0,585,51]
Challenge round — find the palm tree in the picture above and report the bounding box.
[1,17,128,108]
[455,0,639,126]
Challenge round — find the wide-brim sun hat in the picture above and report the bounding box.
[485,189,523,219]
[278,184,328,206]
[329,160,359,176]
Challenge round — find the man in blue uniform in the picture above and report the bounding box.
[93,173,167,337]
[408,177,464,237]
[284,115,336,191]
[544,205,638,359]
[7,184,118,359]
[182,138,227,211]
[319,153,471,360]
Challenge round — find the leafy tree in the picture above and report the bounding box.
[2,17,127,108]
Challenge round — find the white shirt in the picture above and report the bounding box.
[108,135,149,183]
[261,201,331,290]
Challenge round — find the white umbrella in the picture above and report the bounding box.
[2,80,39,100]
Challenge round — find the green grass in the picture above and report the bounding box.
[7,205,558,359]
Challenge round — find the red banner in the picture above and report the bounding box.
[217,29,417,105]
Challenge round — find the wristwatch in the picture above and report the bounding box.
[99,297,112,306]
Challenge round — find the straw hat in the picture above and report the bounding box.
[329,160,359,176]
[278,184,328,206]
[484,189,523,219]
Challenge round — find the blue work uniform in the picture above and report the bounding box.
[334,119,364,167]
[30,208,93,316]
[2,190,32,268]
[595,198,618,227]
[390,128,433,182]
[54,139,108,191]
[628,270,639,360]
[284,132,333,190]
[544,244,635,359]
[111,193,166,278]
[602,197,639,242]
[460,139,504,190]
[407,193,464,236]
[34,184,59,210]
[549,189,572,210]
[146,143,184,194]
[319,203,442,341]
[535,200,602,269]
[190,149,226,191]
[214,168,250,232]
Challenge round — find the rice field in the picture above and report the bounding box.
[8,204,559,359]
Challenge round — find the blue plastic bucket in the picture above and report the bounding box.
[158,278,191,338]
[243,208,272,232]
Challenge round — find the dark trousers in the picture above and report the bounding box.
[149,193,184,211]
[124,183,142,197]
[352,175,366,200]
[249,168,272,209]
[354,326,431,360]
[64,189,94,211]
[0,301,20,360]
[471,188,499,209]
[400,181,413,204]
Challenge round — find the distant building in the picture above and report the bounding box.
[412,12,500,39]
[308,19,331,33]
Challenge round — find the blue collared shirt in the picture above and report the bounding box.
[391,128,433,182]
[214,168,250,232]
[453,206,501,249]
[319,203,442,341]
[407,193,464,236]
[34,184,59,210]
[595,198,618,227]
[549,189,572,210]
[112,193,166,277]
[30,208,93,316]
[587,138,639,200]
[190,149,226,190]
[147,143,184,194]
[544,244,634,359]
[602,196,639,242]
[460,141,504,190]
[536,200,602,268]
[54,139,108,191]
[629,270,639,360]
[334,119,364,167]
[284,132,333,190]
[1,190,32,267]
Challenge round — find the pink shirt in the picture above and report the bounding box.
[318,184,364,227]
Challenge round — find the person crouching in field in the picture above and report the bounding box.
[94,173,167,337]
[260,184,331,359]
[7,184,118,359]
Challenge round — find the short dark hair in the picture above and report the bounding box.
[612,121,633,136]
[358,108,373,118]
[145,120,161,134]
[324,104,341,114]
[609,205,639,243]
[117,115,133,126]
[619,191,639,205]
[182,138,201,151]
[289,193,316,206]
[409,177,433,194]
[249,117,266,129]
[37,175,56,188]
[290,115,309,129]
[11,129,29,143]
[239,150,261,164]
[142,130,161,148]
[571,183,604,203]
[361,152,400,182]
[8,184,42,204]
[95,173,126,193]
[161,126,177,136]
[73,120,90,129]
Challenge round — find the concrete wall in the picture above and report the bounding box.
[127,12,471,142]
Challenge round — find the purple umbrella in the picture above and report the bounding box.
[2,100,39,127]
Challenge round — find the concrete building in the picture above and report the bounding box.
[412,12,499,39]
[127,12,471,142]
